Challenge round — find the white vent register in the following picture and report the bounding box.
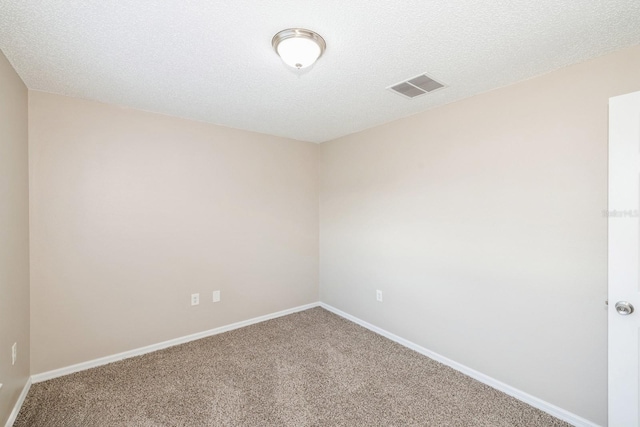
[388,73,445,99]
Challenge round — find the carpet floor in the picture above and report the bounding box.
[15,307,569,426]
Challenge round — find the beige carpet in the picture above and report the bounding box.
[15,307,569,426]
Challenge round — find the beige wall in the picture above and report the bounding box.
[18,43,640,424]
[0,50,30,425]
[320,45,640,425]
[29,92,319,374]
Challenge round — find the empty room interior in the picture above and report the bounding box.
[1,1,640,426]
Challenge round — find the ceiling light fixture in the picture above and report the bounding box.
[272,28,326,69]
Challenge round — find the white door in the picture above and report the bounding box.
[609,90,640,427]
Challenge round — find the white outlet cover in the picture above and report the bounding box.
[213,290,221,303]
[191,293,200,306]
[11,342,17,365]
[376,290,383,302]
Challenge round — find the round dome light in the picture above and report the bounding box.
[272,28,326,69]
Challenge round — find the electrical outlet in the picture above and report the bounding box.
[191,293,200,306]
[11,342,17,365]
[376,290,383,302]
[212,290,221,303]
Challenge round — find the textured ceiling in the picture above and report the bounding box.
[1,1,639,143]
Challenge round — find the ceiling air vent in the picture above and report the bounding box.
[388,73,445,99]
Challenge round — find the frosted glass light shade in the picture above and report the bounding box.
[272,29,326,69]
[277,37,321,69]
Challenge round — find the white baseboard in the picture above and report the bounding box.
[25,300,599,426]
[31,302,320,384]
[5,377,31,427]
[319,302,600,427]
